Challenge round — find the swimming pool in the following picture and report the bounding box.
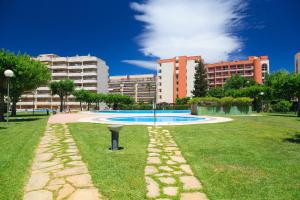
[94,110,191,114]
[106,116,205,123]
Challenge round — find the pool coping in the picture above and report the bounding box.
[78,112,233,126]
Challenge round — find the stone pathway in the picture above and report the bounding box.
[23,124,102,200]
[145,127,209,200]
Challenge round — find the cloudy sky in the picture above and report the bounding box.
[0,0,299,74]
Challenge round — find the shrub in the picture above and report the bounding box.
[271,101,292,113]
[234,97,253,106]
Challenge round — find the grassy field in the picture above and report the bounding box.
[68,123,149,200]
[168,114,300,200]
[0,114,48,200]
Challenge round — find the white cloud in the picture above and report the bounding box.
[130,0,247,63]
[122,60,157,70]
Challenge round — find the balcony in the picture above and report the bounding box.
[83,65,97,69]
[52,72,68,77]
[37,87,50,91]
[82,80,97,83]
[68,73,82,77]
[84,87,97,91]
[68,66,82,70]
[83,72,97,76]
[51,65,67,70]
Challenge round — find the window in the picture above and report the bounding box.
[262,64,268,71]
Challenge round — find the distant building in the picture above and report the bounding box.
[157,56,270,104]
[18,54,109,110]
[295,53,300,73]
[206,56,270,87]
[157,56,201,104]
[109,74,156,103]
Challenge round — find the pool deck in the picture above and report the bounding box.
[48,112,233,125]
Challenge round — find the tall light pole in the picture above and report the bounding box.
[4,70,14,124]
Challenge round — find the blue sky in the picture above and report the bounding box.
[0,0,299,75]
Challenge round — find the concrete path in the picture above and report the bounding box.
[23,123,102,200]
[145,127,209,200]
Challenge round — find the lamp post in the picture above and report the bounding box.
[4,70,14,124]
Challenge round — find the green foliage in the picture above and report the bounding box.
[207,87,225,98]
[224,74,256,90]
[271,100,292,113]
[175,97,190,105]
[0,49,51,119]
[265,70,294,100]
[234,97,253,106]
[192,60,208,97]
[49,79,75,112]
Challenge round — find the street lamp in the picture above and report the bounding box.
[4,70,14,124]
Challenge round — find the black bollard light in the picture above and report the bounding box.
[108,125,123,151]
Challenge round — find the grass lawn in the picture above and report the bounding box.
[68,123,149,200]
[167,114,300,200]
[0,114,48,200]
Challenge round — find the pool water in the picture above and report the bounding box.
[107,116,205,123]
[95,110,190,114]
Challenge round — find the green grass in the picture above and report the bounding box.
[0,115,48,200]
[167,114,300,200]
[68,123,149,200]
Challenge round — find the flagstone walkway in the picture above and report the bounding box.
[23,124,102,200]
[145,127,209,200]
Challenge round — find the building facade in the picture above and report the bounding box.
[157,56,270,104]
[157,56,201,104]
[206,56,269,88]
[18,54,109,110]
[295,53,300,73]
[109,74,156,103]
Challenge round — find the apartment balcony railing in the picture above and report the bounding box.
[68,66,82,70]
[83,72,97,76]
[51,65,68,70]
[85,87,97,91]
[68,73,82,77]
[83,65,97,69]
[52,72,68,77]
[82,80,97,83]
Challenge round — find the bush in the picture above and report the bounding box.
[234,97,253,106]
[271,101,292,113]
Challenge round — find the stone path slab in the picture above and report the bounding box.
[145,127,209,200]
[23,124,102,200]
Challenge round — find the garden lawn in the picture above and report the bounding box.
[168,114,300,200]
[68,123,148,200]
[0,115,48,200]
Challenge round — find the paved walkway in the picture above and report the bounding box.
[145,127,209,200]
[23,123,102,200]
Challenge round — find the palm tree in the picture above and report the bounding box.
[49,79,75,112]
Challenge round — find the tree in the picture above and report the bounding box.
[10,53,51,116]
[175,97,190,105]
[192,60,208,97]
[265,71,295,101]
[207,87,225,98]
[291,73,300,117]
[50,79,75,112]
[0,49,51,120]
[224,74,256,90]
[73,89,87,111]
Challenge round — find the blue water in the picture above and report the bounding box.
[107,116,205,123]
[95,110,191,114]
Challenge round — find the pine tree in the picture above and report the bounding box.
[192,59,208,97]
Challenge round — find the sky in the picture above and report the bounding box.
[0,0,299,75]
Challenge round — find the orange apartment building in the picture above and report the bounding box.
[295,52,300,73]
[157,56,270,104]
[206,56,269,87]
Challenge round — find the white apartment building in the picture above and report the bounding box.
[109,74,156,103]
[18,54,109,110]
